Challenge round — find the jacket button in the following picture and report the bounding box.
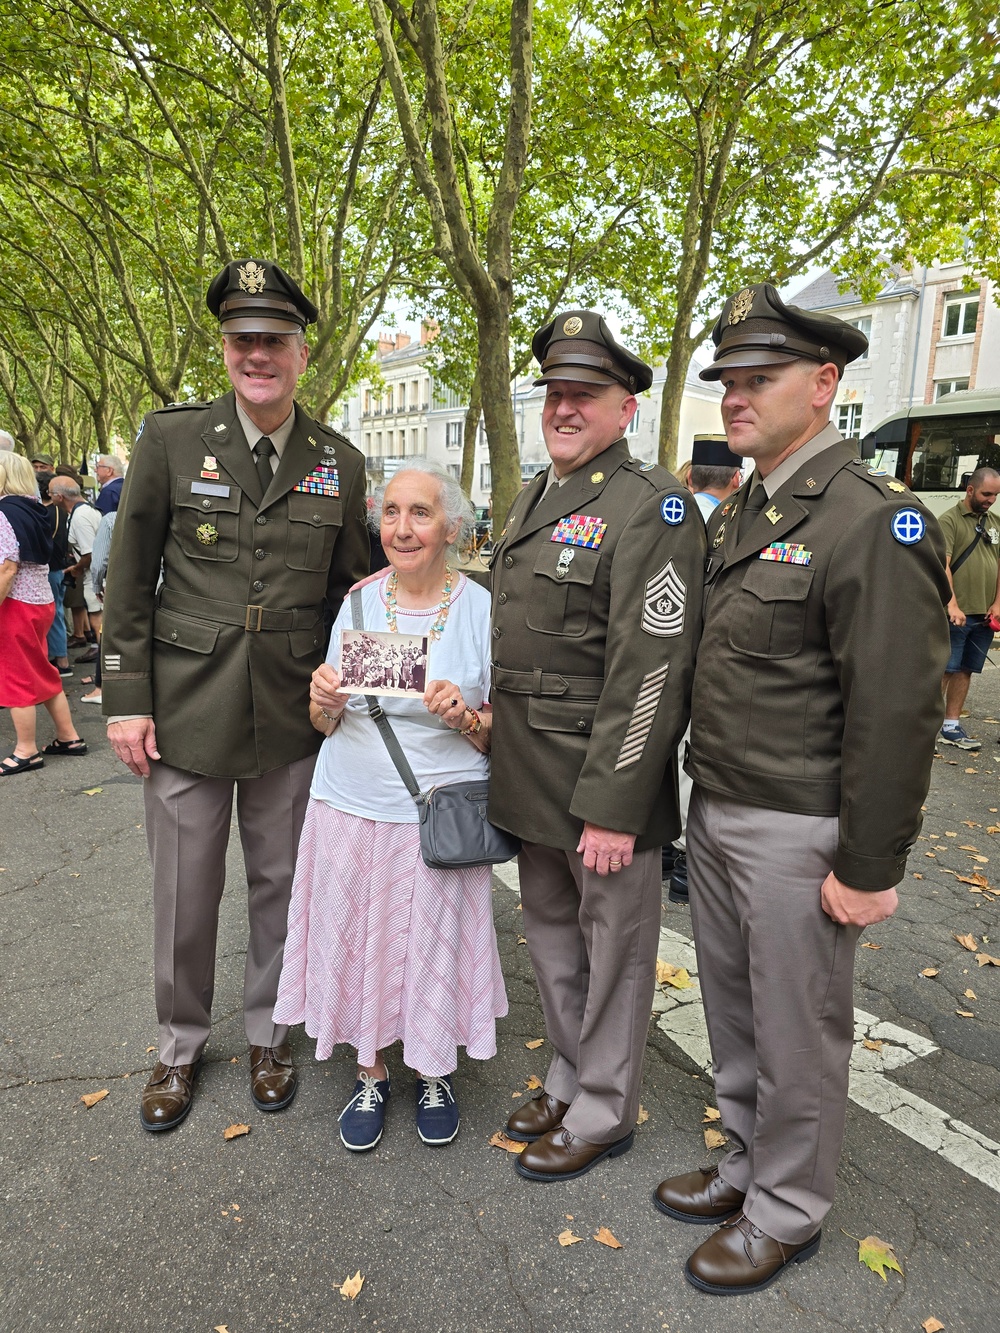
[202,499,211,509]
[498,592,507,604]
[170,631,178,641]
[492,627,501,639]
[254,548,266,560]
[253,580,265,593]
[577,719,587,730]
[255,515,267,526]
[504,555,513,568]
[313,513,322,522]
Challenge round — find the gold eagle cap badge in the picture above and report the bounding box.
[238,261,267,294]
[728,289,755,325]
[562,316,583,336]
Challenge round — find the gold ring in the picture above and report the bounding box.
[609,858,622,866]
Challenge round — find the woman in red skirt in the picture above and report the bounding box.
[0,452,87,774]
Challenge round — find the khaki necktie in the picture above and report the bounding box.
[737,481,768,540]
[253,436,275,503]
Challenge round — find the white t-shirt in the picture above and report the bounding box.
[67,501,102,559]
[310,572,491,822]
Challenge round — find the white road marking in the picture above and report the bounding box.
[494,867,1000,1195]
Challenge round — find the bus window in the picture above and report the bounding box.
[910,417,1000,492]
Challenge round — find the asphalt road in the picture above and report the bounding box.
[2,665,999,1333]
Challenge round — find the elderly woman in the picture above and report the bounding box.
[0,452,87,774]
[275,462,506,1150]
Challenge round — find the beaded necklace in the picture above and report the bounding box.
[385,565,455,641]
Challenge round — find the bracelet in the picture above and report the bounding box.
[459,708,482,737]
[320,707,344,723]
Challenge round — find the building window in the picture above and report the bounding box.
[397,383,406,410]
[412,380,422,408]
[375,432,382,454]
[847,316,871,359]
[836,403,863,437]
[943,292,979,338]
[480,463,492,491]
[936,379,970,400]
[411,429,419,452]
[364,432,371,453]
[446,421,463,448]
[363,390,373,416]
[446,463,461,479]
[626,409,640,436]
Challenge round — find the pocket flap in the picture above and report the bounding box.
[287,493,343,527]
[175,477,241,513]
[533,542,600,586]
[741,561,813,603]
[528,696,597,735]
[289,627,324,658]
[153,608,220,654]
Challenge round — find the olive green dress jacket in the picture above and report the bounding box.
[101,391,369,778]
[489,440,706,851]
[689,436,951,891]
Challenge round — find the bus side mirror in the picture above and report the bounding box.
[859,432,876,461]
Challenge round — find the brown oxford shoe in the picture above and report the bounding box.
[505,1091,570,1143]
[653,1164,746,1224]
[515,1125,634,1182]
[139,1060,199,1133]
[249,1043,297,1112]
[684,1213,822,1295]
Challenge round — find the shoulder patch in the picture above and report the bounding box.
[660,494,687,526]
[890,508,926,545]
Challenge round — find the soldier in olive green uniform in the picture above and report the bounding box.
[102,260,369,1131]
[653,284,950,1296]
[490,312,705,1182]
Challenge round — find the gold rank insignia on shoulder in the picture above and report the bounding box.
[765,505,783,524]
[590,471,604,483]
[196,523,219,545]
[563,316,583,336]
[887,481,906,492]
[238,260,267,293]
[728,289,754,324]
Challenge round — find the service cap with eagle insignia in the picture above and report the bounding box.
[206,258,318,334]
[532,309,653,393]
[700,282,869,381]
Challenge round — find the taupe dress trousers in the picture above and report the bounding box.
[144,754,315,1064]
[517,841,663,1143]
[687,785,861,1243]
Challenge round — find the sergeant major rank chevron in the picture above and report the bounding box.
[642,559,686,637]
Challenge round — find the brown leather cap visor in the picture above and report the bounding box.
[535,339,634,389]
[218,295,306,334]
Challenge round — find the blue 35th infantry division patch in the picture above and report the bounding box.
[660,494,686,526]
[890,508,926,546]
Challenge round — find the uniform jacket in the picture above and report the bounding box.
[489,439,706,851]
[101,390,369,778]
[689,433,951,890]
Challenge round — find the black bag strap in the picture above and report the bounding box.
[951,520,987,576]
[350,588,423,802]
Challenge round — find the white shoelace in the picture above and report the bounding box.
[340,1072,386,1119]
[418,1077,454,1109]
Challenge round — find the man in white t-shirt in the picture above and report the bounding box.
[48,479,103,636]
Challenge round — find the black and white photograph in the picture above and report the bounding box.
[339,629,428,697]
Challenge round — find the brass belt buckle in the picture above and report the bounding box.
[245,604,264,632]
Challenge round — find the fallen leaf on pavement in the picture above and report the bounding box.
[944,831,957,837]
[656,960,692,989]
[82,787,103,796]
[704,1127,727,1149]
[489,1130,527,1154]
[339,1271,364,1300]
[971,855,990,864]
[965,768,978,774]
[525,1074,543,1090]
[976,953,1000,966]
[922,1318,945,1332]
[525,1038,544,1049]
[862,1039,883,1052]
[964,988,977,1000]
[558,1229,583,1246]
[912,873,924,879]
[516,935,527,945]
[214,1326,230,1332]
[594,1226,622,1249]
[636,1105,649,1125]
[80,1089,109,1108]
[988,825,1000,835]
[956,1009,974,1018]
[957,873,989,887]
[145,1045,156,1053]
[861,941,882,949]
[954,934,978,951]
[920,968,940,977]
[857,1234,903,1281]
[958,844,977,850]
[702,1105,722,1122]
[223,1123,250,1140]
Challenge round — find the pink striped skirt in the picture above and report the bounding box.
[274,800,508,1075]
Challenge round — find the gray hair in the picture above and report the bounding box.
[370,459,474,554]
[48,478,82,500]
[96,454,124,475]
[0,430,14,451]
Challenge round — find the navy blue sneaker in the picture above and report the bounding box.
[939,724,981,751]
[416,1075,460,1145]
[339,1072,390,1152]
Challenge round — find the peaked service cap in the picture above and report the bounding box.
[206,258,318,334]
[533,310,653,393]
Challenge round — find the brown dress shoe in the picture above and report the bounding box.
[505,1091,570,1143]
[140,1061,199,1133]
[515,1125,634,1182]
[653,1164,746,1224]
[249,1043,297,1112]
[685,1213,822,1294]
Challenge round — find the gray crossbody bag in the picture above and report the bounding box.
[350,589,520,870]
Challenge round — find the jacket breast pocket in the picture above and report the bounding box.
[525,543,601,637]
[175,478,242,562]
[728,561,813,659]
[152,608,220,654]
[527,696,597,735]
[286,493,343,572]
